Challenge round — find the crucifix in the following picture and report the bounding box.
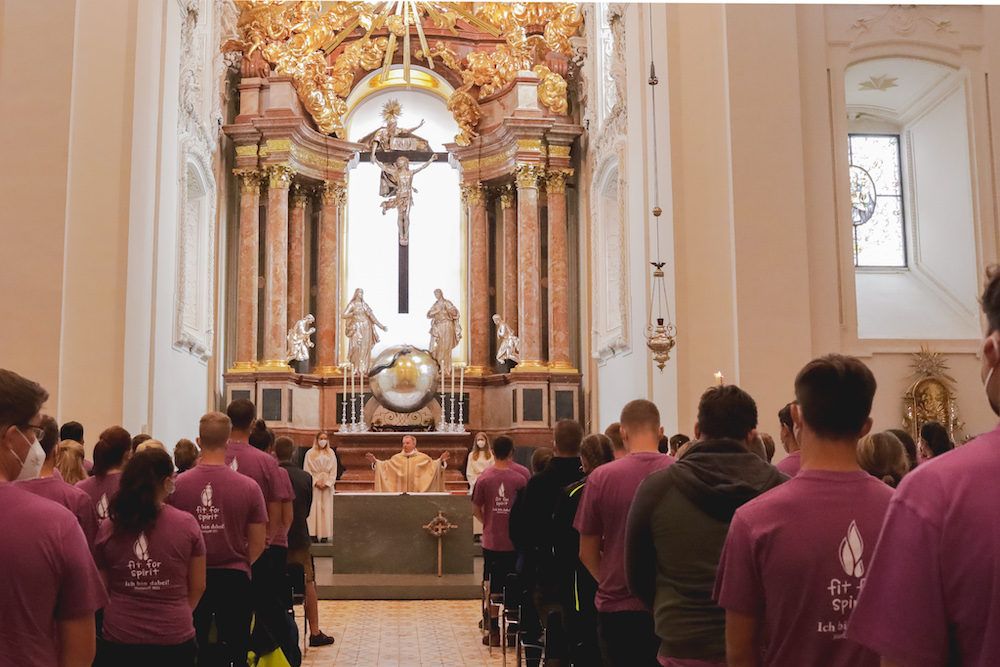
[361,99,442,314]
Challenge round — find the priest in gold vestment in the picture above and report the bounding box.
[366,435,451,493]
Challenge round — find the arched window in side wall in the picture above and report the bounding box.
[849,133,905,267]
[845,57,980,340]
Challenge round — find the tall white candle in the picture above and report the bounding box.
[459,363,465,396]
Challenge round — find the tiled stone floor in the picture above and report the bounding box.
[294,599,507,667]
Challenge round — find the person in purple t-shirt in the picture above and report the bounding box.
[774,402,801,476]
[847,268,1000,667]
[170,411,267,667]
[714,355,893,667]
[576,399,675,667]
[472,435,528,597]
[93,448,206,667]
[0,368,109,667]
[76,425,132,521]
[17,415,99,548]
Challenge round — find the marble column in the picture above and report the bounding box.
[233,170,262,371]
[260,163,294,371]
[546,170,573,371]
[287,184,307,330]
[466,182,489,372]
[315,181,345,375]
[500,184,518,332]
[514,164,545,370]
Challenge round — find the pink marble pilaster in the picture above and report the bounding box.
[287,185,307,329]
[546,171,572,370]
[514,165,545,370]
[466,183,489,372]
[501,185,518,332]
[233,170,261,370]
[261,164,294,370]
[316,181,345,375]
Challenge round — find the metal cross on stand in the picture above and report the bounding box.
[422,511,457,578]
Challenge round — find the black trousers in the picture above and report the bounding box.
[95,638,197,667]
[194,569,252,667]
[597,610,659,667]
[483,548,518,598]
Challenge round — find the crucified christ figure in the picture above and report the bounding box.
[372,153,437,246]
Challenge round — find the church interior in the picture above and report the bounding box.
[4,1,1000,664]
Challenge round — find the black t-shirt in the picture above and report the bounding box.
[280,461,314,551]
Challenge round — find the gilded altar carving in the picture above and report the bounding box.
[546,170,571,195]
[499,184,515,209]
[291,184,309,208]
[462,182,485,207]
[515,163,544,189]
[321,180,346,206]
[223,2,580,144]
[901,348,964,444]
[268,163,295,189]
[236,144,258,157]
[236,169,262,194]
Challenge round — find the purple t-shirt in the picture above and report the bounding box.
[168,463,267,574]
[775,450,801,477]
[575,451,675,612]
[225,442,293,504]
[511,461,531,483]
[18,473,100,548]
[94,505,206,645]
[76,471,122,521]
[0,483,108,667]
[714,469,893,667]
[270,466,294,548]
[472,466,528,552]
[848,424,1000,666]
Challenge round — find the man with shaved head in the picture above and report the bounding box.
[170,412,267,667]
[576,400,675,666]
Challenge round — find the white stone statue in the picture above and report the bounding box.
[427,289,461,375]
[285,314,316,362]
[493,314,521,364]
[371,152,437,246]
[343,288,387,376]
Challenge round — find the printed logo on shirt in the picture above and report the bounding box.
[819,520,868,639]
[229,459,239,472]
[492,481,512,515]
[839,520,864,578]
[97,493,109,519]
[133,532,150,561]
[126,531,165,590]
[196,483,223,534]
[498,483,506,498]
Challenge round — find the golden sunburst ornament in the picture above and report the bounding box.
[907,346,957,385]
[381,99,403,122]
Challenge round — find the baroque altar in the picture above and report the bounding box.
[220,2,586,483]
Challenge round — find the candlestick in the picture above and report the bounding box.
[340,363,349,431]
[350,364,357,426]
[457,364,466,432]
[450,368,456,426]
[358,368,366,432]
[714,371,724,386]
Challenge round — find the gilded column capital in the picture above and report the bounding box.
[546,169,573,194]
[268,163,295,189]
[500,184,515,209]
[515,163,543,189]
[321,181,346,206]
[462,182,485,207]
[290,184,309,208]
[235,169,262,195]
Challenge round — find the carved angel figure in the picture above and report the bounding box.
[285,314,316,362]
[493,314,521,364]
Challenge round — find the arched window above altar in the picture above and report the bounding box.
[342,74,465,361]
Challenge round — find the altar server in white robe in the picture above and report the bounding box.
[304,432,336,541]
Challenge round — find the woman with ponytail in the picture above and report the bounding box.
[76,425,131,521]
[93,448,206,667]
[857,431,910,488]
[919,421,954,460]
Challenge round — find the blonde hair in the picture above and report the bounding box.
[857,431,909,488]
[135,439,164,453]
[55,440,88,485]
[471,432,490,461]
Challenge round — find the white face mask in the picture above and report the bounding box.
[13,429,46,481]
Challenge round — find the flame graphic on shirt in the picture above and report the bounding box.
[96,493,109,520]
[839,520,865,578]
[133,532,150,561]
[498,483,506,498]
[229,458,239,472]
[201,483,213,507]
